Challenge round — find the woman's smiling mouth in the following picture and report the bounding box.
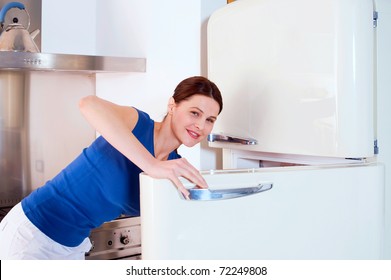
[187,129,200,139]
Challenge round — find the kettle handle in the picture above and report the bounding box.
[0,2,25,24]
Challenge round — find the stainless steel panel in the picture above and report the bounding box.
[0,51,146,73]
[0,71,29,207]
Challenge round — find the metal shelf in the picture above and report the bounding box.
[0,51,146,73]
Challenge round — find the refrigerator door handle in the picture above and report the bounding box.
[207,133,257,145]
[188,183,272,201]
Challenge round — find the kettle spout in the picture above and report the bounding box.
[30,29,40,39]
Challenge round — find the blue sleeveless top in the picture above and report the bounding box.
[21,109,180,247]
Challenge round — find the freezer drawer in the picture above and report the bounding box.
[140,163,384,259]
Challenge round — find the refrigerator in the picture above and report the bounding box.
[140,0,389,259]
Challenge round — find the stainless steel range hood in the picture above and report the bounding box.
[0,0,146,73]
[0,51,146,73]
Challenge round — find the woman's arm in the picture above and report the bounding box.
[79,96,206,198]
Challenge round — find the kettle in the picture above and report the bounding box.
[0,1,40,52]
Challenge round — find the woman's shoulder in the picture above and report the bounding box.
[133,107,152,122]
[132,107,154,132]
[133,107,158,125]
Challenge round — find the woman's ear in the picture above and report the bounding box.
[167,97,175,114]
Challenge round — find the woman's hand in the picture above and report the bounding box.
[145,158,208,200]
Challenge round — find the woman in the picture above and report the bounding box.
[0,76,223,259]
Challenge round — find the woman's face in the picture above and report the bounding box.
[171,94,220,147]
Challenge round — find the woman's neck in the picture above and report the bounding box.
[153,117,180,161]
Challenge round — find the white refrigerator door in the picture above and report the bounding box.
[140,164,384,259]
[207,0,374,158]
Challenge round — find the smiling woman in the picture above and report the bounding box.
[167,76,222,149]
[168,94,219,148]
[0,76,223,260]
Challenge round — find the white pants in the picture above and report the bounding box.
[0,203,92,260]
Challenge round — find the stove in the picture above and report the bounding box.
[85,216,142,260]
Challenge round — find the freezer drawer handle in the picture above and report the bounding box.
[188,183,272,201]
[208,133,257,145]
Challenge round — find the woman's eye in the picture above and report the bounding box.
[207,118,215,124]
[191,111,199,117]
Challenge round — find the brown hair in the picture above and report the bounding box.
[173,76,223,114]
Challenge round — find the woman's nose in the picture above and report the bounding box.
[195,120,205,130]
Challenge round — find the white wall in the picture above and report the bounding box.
[41,0,97,54]
[28,72,96,188]
[31,0,98,188]
[94,0,225,170]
